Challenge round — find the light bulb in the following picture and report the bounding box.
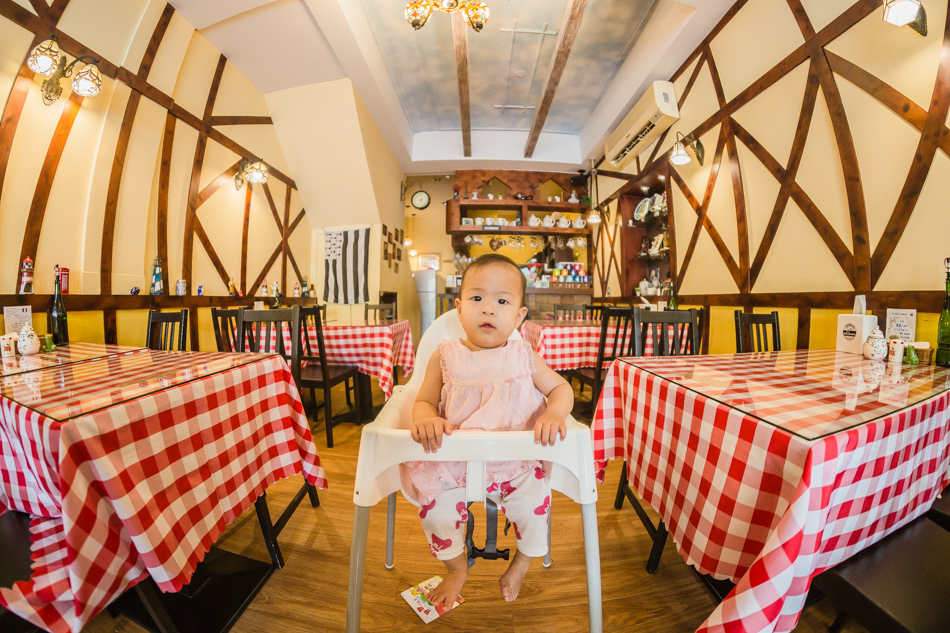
[670,141,691,165]
[409,247,418,257]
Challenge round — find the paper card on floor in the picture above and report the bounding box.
[401,575,464,623]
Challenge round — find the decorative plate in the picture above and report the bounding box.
[633,197,650,221]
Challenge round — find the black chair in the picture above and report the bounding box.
[584,304,606,320]
[436,293,455,316]
[145,309,188,351]
[812,515,950,633]
[553,304,587,320]
[930,487,950,531]
[615,307,700,574]
[292,305,362,449]
[235,308,319,569]
[364,303,396,320]
[210,307,240,352]
[735,310,781,353]
[566,306,640,408]
[0,510,39,632]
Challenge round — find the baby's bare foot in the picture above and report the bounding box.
[427,554,468,610]
[499,551,534,602]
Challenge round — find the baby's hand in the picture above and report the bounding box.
[411,415,454,453]
[533,413,567,447]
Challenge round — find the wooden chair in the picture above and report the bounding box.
[292,305,362,449]
[145,309,188,351]
[566,306,640,408]
[235,307,319,569]
[554,304,587,320]
[364,303,396,320]
[584,304,606,321]
[615,307,700,574]
[735,310,781,353]
[435,293,455,316]
[210,307,241,352]
[812,515,950,633]
[0,510,38,632]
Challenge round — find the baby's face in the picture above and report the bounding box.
[456,264,528,351]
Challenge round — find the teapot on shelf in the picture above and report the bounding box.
[541,215,556,228]
[528,214,542,227]
[557,216,572,229]
[572,217,587,229]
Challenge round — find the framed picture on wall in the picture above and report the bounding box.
[382,224,388,236]
[418,254,440,270]
[395,262,399,273]
[387,231,393,243]
[396,229,403,243]
[383,248,389,261]
[396,248,402,261]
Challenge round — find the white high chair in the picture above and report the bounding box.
[346,310,602,632]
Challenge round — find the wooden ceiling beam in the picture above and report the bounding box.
[451,12,472,157]
[524,0,590,158]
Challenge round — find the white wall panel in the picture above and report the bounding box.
[731,61,808,168]
[58,0,150,68]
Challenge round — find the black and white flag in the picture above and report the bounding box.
[324,227,370,304]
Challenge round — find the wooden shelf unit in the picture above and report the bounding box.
[445,199,592,236]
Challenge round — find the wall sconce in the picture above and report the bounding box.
[234,158,268,190]
[587,206,602,224]
[670,132,705,166]
[407,213,418,256]
[883,0,927,36]
[28,35,101,106]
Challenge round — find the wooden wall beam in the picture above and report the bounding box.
[0,293,321,312]
[103,309,117,345]
[208,115,273,126]
[451,12,472,157]
[524,0,590,157]
[796,307,811,350]
[157,113,175,296]
[240,184,252,296]
[281,183,291,292]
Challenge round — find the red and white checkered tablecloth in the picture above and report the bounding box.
[0,346,325,633]
[250,320,414,399]
[593,349,950,633]
[0,342,145,377]
[520,320,680,370]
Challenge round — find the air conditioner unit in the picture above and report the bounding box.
[605,80,679,169]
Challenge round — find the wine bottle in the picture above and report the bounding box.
[936,258,950,367]
[668,279,678,310]
[50,264,69,345]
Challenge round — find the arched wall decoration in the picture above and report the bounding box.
[0,0,311,349]
[592,0,950,347]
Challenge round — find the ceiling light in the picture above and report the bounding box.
[409,247,419,257]
[883,0,927,35]
[234,158,268,190]
[29,34,102,106]
[405,1,488,32]
[640,186,649,193]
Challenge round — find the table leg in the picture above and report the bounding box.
[357,373,375,419]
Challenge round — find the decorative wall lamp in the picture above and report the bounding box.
[405,1,489,32]
[670,132,705,166]
[234,158,268,190]
[883,0,927,35]
[407,213,418,257]
[28,35,101,106]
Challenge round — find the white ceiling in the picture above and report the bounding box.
[168,0,735,174]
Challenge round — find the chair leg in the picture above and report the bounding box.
[309,388,320,419]
[254,494,285,569]
[386,492,396,570]
[354,374,364,425]
[543,504,552,568]
[346,506,371,633]
[828,612,848,633]
[581,502,603,633]
[645,521,668,574]
[325,384,334,448]
[614,461,628,510]
[345,382,353,407]
[307,482,320,507]
[134,579,181,633]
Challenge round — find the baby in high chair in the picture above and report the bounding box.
[409,253,574,610]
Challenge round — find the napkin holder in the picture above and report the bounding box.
[836,296,877,355]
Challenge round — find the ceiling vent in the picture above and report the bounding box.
[605,80,679,170]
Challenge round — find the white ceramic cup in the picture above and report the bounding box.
[0,334,16,358]
[474,217,484,225]
[887,339,907,363]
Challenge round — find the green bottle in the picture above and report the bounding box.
[937,258,950,367]
[50,264,69,345]
[668,279,678,310]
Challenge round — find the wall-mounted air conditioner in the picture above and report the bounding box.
[604,80,679,169]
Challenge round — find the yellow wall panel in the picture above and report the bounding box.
[213,124,290,176]
[704,145,740,263]
[809,309,841,349]
[58,0,150,67]
[836,77,927,254]
[670,180,694,274]
[709,0,804,102]
[172,31,219,119]
[245,181,285,295]
[193,243,227,299]
[708,306,743,354]
[196,308,218,352]
[731,61,809,168]
[752,307,797,351]
[68,311,105,344]
[754,200,853,293]
[199,138,240,190]
[875,151,950,291]
[795,89,852,249]
[193,179,246,294]
[0,19,33,103]
[825,1,945,116]
[680,229,739,296]
[164,124,200,285]
[736,143,781,258]
[147,12,193,95]
[799,0,852,33]
[116,309,150,348]
[917,312,939,351]
[672,55,702,108]
[212,62,270,117]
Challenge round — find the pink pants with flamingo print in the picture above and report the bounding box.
[418,467,551,561]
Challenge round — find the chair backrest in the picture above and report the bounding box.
[236,307,294,360]
[592,306,640,380]
[211,307,241,352]
[553,304,587,320]
[735,310,781,353]
[637,307,700,357]
[291,305,330,385]
[584,304,606,321]
[365,302,396,320]
[435,293,455,317]
[145,309,188,351]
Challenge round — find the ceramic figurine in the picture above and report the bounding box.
[19,257,34,294]
[471,190,478,200]
[863,329,888,361]
[261,279,269,297]
[568,190,579,203]
[905,345,920,365]
[227,279,236,295]
[130,286,140,295]
[17,323,40,356]
[294,282,301,297]
[150,256,163,295]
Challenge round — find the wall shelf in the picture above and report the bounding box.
[446,199,592,236]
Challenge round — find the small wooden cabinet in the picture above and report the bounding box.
[620,190,670,298]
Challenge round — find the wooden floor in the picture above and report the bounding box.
[82,381,868,633]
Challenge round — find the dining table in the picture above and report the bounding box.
[0,343,325,633]
[592,349,950,633]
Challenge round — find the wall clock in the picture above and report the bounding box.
[411,190,431,210]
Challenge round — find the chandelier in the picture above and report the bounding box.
[405,1,489,32]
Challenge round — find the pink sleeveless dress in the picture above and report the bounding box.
[406,338,547,505]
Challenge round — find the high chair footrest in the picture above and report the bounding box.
[468,546,509,567]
